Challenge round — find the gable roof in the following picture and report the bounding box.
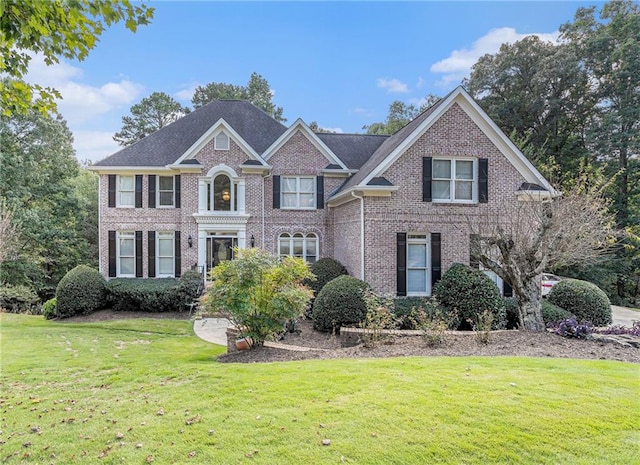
[316,133,389,169]
[93,100,287,167]
[332,86,556,199]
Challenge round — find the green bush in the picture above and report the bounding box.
[541,300,574,325]
[312,275,369,333]
[433,263,506,330]
[547,279,611,326]
[393,297,441,329]
[107,278,182,312]
[55,265,106,318]
[306,258,348,296]
[42,298,57,320]
[177,270,204,303]
[503,297,519,329]
[0,284,40,314]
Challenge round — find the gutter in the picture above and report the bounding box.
[351,191,365,281]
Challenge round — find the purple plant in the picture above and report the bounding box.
[549,318,593,339]
[594,321,640,337]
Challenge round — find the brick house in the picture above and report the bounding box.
[90,87,555,297]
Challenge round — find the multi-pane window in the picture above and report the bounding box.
[158,176,174,207]
[206,174,238,212]
[117,232,135,276]
[215,132,229,150]
[281,176,315,209]
[407,234,429,295]
[157,232,174,277]
[278,233,317,264]
[118,175,135,207]
[432,159,476,203]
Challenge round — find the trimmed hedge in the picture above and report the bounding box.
[107,272,204,313]
[393,297,441,329]
[547,279,611,326]
[433,263,506,330]
[0,284,40,314]
[306,258,348,296]
[312,275,369,332]
[56,265,106,318]
[541,300,574,325]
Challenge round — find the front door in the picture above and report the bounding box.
[206,236,237,274]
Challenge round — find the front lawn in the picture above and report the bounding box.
[1,313,638,464]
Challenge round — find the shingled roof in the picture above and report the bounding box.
[316,133,389,170]
[94,100,288,167]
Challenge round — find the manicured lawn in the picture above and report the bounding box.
[1,314,638,464]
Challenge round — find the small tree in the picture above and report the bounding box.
[204,248,313,346]
[471,186,616,331]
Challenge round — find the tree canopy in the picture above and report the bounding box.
[114,92,190,146]
[0,0,154,116]
[363,96,440,135]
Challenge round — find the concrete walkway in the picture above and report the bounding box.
[193,306,639,347]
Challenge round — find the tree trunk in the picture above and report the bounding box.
[518,278,545,332]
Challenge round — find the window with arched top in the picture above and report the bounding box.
[278,232,317,264]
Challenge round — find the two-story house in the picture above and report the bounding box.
[90,87,555,297]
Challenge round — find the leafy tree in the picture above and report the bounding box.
[0,201,20,264]
[0,0,154,116]
[363,95,439,135]
[113,91,190,146]
[191,72,286,122]
[308,121,337,133]
[204,248,313,345]
[0,109,96,297]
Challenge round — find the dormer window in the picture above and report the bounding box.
[215,132,230,150]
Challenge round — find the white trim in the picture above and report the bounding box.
[156,231,175,278]
[327,186,399,207]
[277,232,318,263]
[214,131,230,151]
[88,166,174,173]
[116,175,135,208]
[174,118,267,166]
[156,175,175,208]
[431,157,478,204]
[280,175,317,210]
[116,231,136,278]
[359,87,556,195]
[406,233,431,297]
[262,119,348,170]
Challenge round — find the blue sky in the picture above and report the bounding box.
[24,1,604,163]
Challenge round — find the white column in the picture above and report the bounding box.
[198,178,207,213]
[237,229,246,249]
[237,180,246,214]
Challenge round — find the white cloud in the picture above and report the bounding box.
[416,76,425,89]
[174,83,199,102]
[73,130,121,164]
[322,127,344,134]
[24,53,144,124]
[376,78,409,94]
[430,27,560,89]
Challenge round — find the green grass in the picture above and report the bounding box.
[1,314,639,464]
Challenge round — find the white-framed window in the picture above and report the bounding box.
[206,174,238,212]
[117,175,135,207]
[407,234,430,296]
[117,231,135,277]
[158,176,175,207]
[214,131,230,150]
[281,176,315,209]
[432,158,477,203]
[157,232,174,277]
[278,233,318,264]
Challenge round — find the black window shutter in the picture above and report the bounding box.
[148,231,156,278]
[479,158,488,203]
[273,175,281,209]
[431,233,441,287]
[469,234,480,269]
[108,231,116,277]
[148,175,156,208]
[503,281,513,297]
[423,157,432,202]
[397,233,407,297]
[175,175,181,208]
[108,175,116,207]
[135,175,143,208]
[316,176,324,209]
[174,231,182,278]
[135,231,143,277]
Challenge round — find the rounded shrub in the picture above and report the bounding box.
[306,258,348,296]
[433,263,506,330]
[547,279,611,326]
[56,265,106,318]
[312,275,369,333]
[42,298,58,320]
[541,300,574,325]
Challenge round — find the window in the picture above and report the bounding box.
[157,232,174,277]
[118,175,135,207]
[282,176,315,209]
[278,233,317,264]
[215,132,229,150]
[407,234,429,295]
[158,176,174,207]
[432,159,476,203]
[206,174,238,211]
[117,232,135,277]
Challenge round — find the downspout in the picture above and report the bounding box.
[98,175,103,276]
[262,172,269,249]
[351,191,365,281]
